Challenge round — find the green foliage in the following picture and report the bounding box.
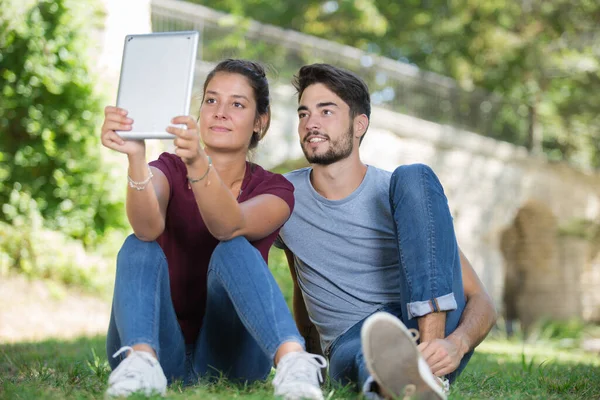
[0,0,127,244]
[0,193,121,295]
[558,218,600,240]
[269,157,310,175]
[533,319,587,342]
[86,348,110,381]
[267,247,295,310]
[186,0,600,168]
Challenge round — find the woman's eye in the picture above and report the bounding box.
[233,102,244,108]
[205,98,216,104]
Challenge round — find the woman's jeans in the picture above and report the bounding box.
[106,235,304,384]
[328,164,473,390]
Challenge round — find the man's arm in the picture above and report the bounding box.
[284,249,323,356]
[419,247,497,376]
[447,248,498,352]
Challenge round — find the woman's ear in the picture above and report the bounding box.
[254,113,269,137]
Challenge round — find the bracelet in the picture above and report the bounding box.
[187,156,212,184]
[127,165,153,191]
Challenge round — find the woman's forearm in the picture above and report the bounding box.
[125,155,165,241]
[186,157,246,241]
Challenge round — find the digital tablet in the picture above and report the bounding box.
[115,31,199,140]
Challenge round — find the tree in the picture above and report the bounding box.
[0,0,127,244]
[187,0,600,168]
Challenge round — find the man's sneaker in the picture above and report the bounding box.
[361,312,446,400]
[105,346,167,398]
[272,351,327,400]
[437,376,450,396]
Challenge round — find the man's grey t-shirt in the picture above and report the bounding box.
[275,166,402,352]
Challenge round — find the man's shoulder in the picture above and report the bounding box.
[283,167,311,185]
[367,165,393,180]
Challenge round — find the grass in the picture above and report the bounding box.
[2,249,599,399]
[1,333,599,399]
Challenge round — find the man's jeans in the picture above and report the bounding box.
[106,235,304,384]
[328,164,473,390]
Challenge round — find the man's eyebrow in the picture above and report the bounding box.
[297,102,339,112]
[317,101,338,108]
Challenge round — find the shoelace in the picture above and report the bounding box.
[437,376,450,393]
[407,329,450,395]
[273,352,328,386]
[408,328,420,344]
[109,346,157,382]
[112,346,135,359]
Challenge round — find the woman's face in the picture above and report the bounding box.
[199,72,261,152]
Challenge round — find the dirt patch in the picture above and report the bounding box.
[0,275,111,344]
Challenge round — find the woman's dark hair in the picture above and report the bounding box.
[292,63,371,143]
[202,59,271,149]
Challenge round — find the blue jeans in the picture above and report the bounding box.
[106,235,304,385]
[328,164,472,391]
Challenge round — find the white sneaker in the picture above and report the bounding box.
[105,346,167,398]
[272,351,327,400]
[361,312,447,400]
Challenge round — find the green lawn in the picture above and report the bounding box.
[1,334,599,399]
[2,249,599,399]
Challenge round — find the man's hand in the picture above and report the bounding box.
[418,337,464,376]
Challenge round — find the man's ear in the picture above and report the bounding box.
[354,114,369,140]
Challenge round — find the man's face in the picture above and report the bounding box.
[297,83,354,165]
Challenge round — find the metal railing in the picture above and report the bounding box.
[150,0,530,147]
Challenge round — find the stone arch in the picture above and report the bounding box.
[500,200,559,335]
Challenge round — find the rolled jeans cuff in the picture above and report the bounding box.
[406,293,457,319]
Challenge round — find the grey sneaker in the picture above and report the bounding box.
[272,351,327,400]
[105,346,167,398]
[361,312,447,400]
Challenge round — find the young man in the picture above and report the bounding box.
[275,64,497,399]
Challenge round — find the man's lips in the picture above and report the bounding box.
[304,132,329,144]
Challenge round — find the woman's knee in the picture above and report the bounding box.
[213,236,250,254]
[210,236,253,266]
[116,234,166,275]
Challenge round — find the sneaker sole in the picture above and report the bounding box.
[274,385,324,400]
[361,312,445,400]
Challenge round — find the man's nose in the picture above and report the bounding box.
[304,114,320,131]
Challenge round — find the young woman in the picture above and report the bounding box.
[100,59,325,399]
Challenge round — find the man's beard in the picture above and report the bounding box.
[301,125,354,165]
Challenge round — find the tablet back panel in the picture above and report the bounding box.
[116,31,199,139]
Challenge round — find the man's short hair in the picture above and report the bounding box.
[292,63,371,125]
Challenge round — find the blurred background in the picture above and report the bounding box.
[1,0,599,348]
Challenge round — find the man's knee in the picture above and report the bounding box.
[390,163,446,207]
[391,163,438,191]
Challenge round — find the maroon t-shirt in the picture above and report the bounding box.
[149,152,294,344]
